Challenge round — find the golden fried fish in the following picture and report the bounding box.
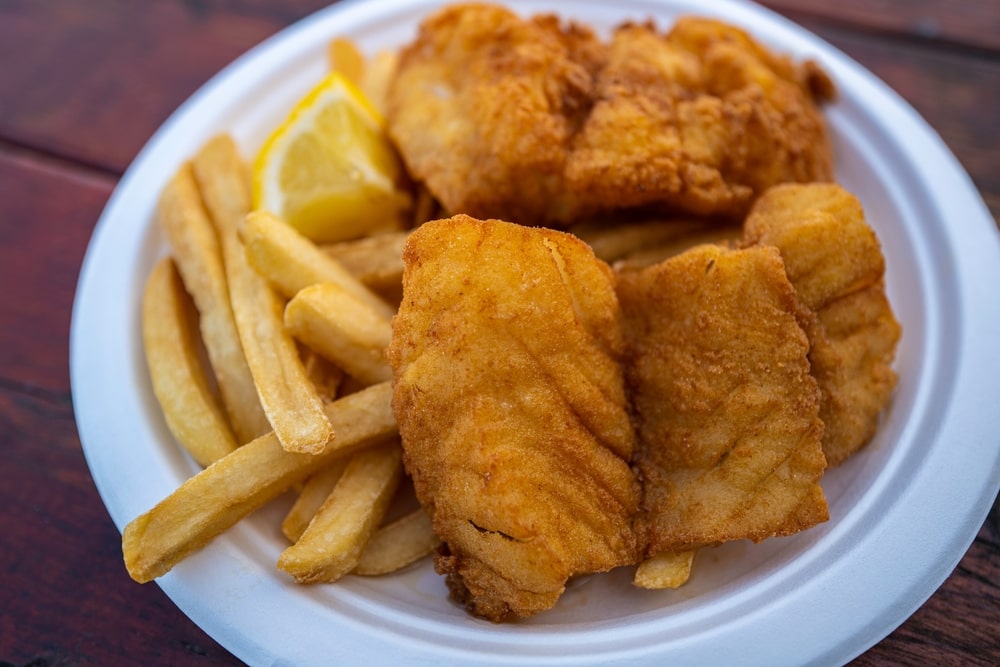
[387,4,835,227]
[743,183,901,465]
[618,244,829,555]
[387,214,640,621]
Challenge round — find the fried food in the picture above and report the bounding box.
[193,136,334,455]
[566,18,834,219]
[387,4,601,226]
[156,163,270,443]
[141,257,238,467]
[387,4,834,227]
[277,441,403,584]
[742,183,901,465]
[284,282,393,386]
[123,382,397,583]
[618,244,829,555]
[387,214,640,621]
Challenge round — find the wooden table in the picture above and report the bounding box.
[1,1,997,665]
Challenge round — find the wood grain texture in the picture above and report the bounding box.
[0,151,113,395]
[0,1,996,666]
[760,0,1000,52]
[0,387,244,666]
[0,0,332,172]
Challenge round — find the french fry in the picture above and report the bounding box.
[569,219,731,264]
[633,550,697,589]
[359,49,399,117]
[193,135,333,454]
[142,257,238,467]
[285,282,393,386]
[156,163,269,443]
[327,37,365,86]
[301,347,346,403]
[321,230,408,301]
[122,382,397,584]
[278,441,403,583]
[614,224,744,271]
[281,458,350,542]
[241,209,396,321]
[354,509,439,576]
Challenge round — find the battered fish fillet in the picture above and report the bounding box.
[742,183,901,465]
[567,17,835,219]
[386,214,640,621]
[385,4,602,226]
[618,244,829,555]
[387,4,835,226]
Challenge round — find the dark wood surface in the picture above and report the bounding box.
[1,1,997,665]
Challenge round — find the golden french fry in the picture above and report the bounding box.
[285,283,392,386]
[241,209,396,321]
[569,219,733,264]
[122,382,397,583]
[301,347,346,403]
[614,225,743,271]
[193,135,333,455]
[354,509,439,576]
[142,257,238,467]
[321,230,408,302]
[633,550,697,589]
[156,163,269,443]
[281,458,350,542]
[359,49,399,117]
[277,442,403,583]
[327,37,365,85]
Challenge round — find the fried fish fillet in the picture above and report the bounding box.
[618,244,829,555]
[387,4,834,227]
[386,4,602,226]
[742,183,901,465]
[387,214,640,621]
[567,17,835,220]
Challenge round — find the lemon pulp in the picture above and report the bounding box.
[253,73,410,243]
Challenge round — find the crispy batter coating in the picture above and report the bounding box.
[386,4,602,226]
[567,18,834,219]
[743,183,901,465]
[387,214,640,621]
[618,244,829,554]
[387,4,834,226]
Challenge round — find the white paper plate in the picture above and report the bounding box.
[71,1,1000,665]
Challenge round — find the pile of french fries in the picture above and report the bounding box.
[124,36,448,584]
[127,129,444,585]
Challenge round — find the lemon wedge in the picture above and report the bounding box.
[252,72,410,243]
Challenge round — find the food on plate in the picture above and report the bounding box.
[123,382,397,583]
[284,282,394,386]
[567,17,835,220]
[354,509,440,576]
[141,257,238,467]
[252,71,411,243]
[278,441,403,583]
[156,162,270,443]
[282,457,352,542]
[194,136,334,455]
[387,215,640,621]
[123,5,902,625]
[633,549,697,590]
[742,183,901,464]
[240,209,396,320]
[386,3,834,227]
[321,230,410,305]
[619,244,829,559]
